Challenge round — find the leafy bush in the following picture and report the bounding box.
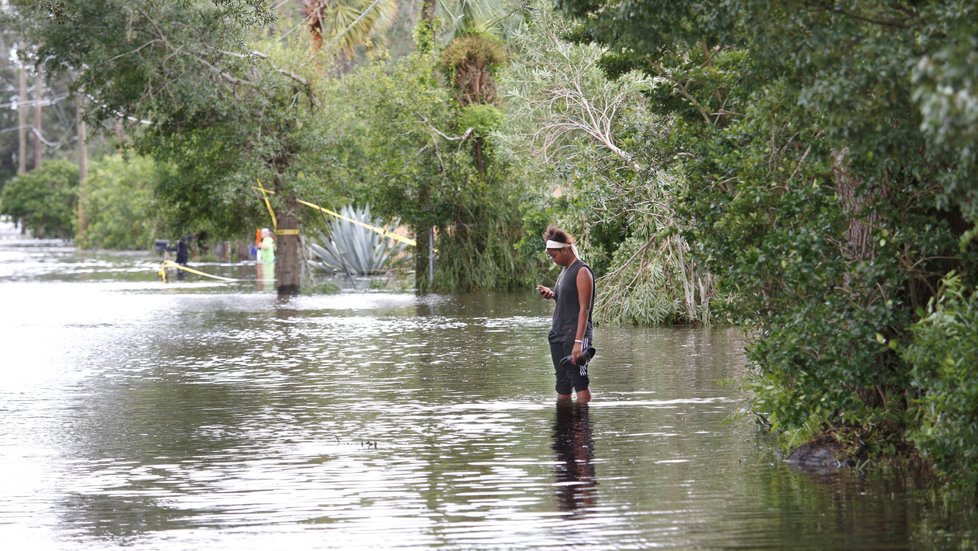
[77,154,165,250]
[309,205,406,277]
[0,160,79,239]
[458,104,503,137]
[905,273,978,490]
[594,235,679,325]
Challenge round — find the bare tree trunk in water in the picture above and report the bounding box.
[406,0,437,291]
[33,66,43,170]
[18,66,27,175]
[275,193,301,296]
[414,225,431,292]
[77,96,88,236]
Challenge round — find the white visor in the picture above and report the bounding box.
[546,240,572,250]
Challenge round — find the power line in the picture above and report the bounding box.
[0,124,64,146]
[0,92,70,109]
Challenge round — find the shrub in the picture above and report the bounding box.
[309,205,406,277]
[0,160,79,239]
[77,154,164,250]
[904,272,978,491]
[458,104,503,137]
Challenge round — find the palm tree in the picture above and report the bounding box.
[426,0,527,45]
[302,0,398,70]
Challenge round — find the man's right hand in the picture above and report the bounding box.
[537,285,554,300]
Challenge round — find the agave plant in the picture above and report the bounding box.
[309,205,406,277]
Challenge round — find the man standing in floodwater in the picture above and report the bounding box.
[537,226,595,403]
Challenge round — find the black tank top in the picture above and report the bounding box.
[549,259,594,344]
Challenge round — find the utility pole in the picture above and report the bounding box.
[428,227,435,285]
[33,65,43,169]
[18,65,27,175]
[77,95,88,236]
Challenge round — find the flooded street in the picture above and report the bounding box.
[1,225,974,550]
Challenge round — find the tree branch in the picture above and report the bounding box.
[220,48,320,107]
[799,0,915,29]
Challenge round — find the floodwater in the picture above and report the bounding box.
[0,225,975,550]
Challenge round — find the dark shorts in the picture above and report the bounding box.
[550,339,590,395]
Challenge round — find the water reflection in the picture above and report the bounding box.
[256,261,273,292]
[58,491,197,544]
[552,402,596,515]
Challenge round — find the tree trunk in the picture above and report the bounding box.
[275,193,301,296]
[832,147,878,263]
[473,137,485,174]
[77,96,88,236]
[18,66,27,175]
[414,224,431,292]
[415,0,437,53]
[33,66,43,170]
[421,0,435,22]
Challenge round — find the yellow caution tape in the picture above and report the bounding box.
[253,186,416,248]
[296,199,417,247]
[159,259,240,282]
[256,179,278,233]
[275,229,300,236]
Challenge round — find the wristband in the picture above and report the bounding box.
[574,339,583,343]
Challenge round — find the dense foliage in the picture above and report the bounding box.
[0,159,78,239]
[558,0,978,489]
[76,154,167,250]
[319,49,536,291]
[7,0,540,292]
[501,2,714,324]
[905,273,978,489]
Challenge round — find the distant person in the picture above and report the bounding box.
[194,230,208,254]
[258,228,275,265]
[175,236,190,280]
[537,226,595,403]
[257,227,275,288]
[251,228,261,260]
[175,235,190,266]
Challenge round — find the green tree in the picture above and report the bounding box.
[302,0,537,292]
[76,154,166,250]
[911,3,978,238]
[0,159,78,238]
[418,0,525,49]
[302,0,398,69]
